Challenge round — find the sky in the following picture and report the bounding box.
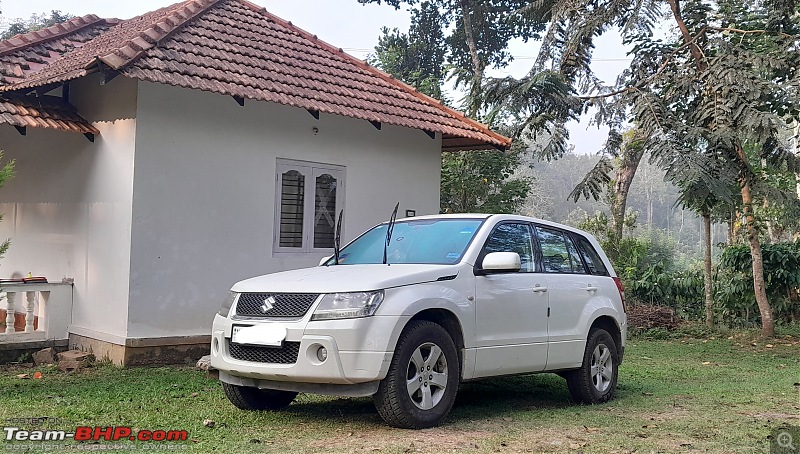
[0,0,635,154]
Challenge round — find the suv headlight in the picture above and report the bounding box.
[218,291,238,317]
[311,290,385,320]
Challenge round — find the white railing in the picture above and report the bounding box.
[0,283,72,344]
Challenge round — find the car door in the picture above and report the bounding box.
[535,226,603,370]
[473,222,549,377]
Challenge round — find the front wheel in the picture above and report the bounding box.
[565,328,619,404]
[222,383,297,410]
[373,321,460,429]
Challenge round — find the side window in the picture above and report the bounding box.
[481,223,535,272]
[577,237,609,276]
[274,159,345,254]
[536,227,587,274]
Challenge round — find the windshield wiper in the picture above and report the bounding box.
[333,209,343,265]
[383,202,399,265]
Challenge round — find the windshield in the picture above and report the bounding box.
[329,218,484,265]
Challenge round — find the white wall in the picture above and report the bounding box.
[0,75,138,343]
[128,81,442,338]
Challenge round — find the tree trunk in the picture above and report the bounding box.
[458,0,485,117]
[703,210,714,328]
[610,137,645,240]
[737,146,775,337]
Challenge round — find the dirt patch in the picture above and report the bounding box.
[307,425,498,453]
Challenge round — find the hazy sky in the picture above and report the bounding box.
[1,0,634,154]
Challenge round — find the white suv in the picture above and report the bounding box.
[210,214,626,428]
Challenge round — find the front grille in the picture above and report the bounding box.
[228,341,300,364]
[235,293,319,318]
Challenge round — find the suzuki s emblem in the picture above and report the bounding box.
[261,296,276,313]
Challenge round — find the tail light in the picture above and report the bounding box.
[612,277,626,313]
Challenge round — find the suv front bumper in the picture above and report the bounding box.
[210,313,407,387]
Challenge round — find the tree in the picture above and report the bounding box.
[441,144,532,213]
[369,2,447,100]
[0,152,14,261]
[361,0,546,115]
[676,171,733,328]
[368,0,538,214]
[1,10,73,40]
[481,0,800,337]
[569,129,645,242]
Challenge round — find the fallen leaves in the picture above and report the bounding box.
[203,419,215,428]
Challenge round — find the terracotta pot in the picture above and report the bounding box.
[0,309,39,331]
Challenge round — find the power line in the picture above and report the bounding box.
[341,47,632,62]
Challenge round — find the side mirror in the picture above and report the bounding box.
[478,252,521,274]
[318,255,332,266]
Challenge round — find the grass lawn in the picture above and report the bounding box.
[1,328,799,453]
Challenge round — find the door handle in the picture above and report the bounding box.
[584,285,598,292]
[533,285,548,293]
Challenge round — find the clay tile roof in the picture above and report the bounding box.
[0,94,99,134]
[0,0,510,151]
[0,15,120,85]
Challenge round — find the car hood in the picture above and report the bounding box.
[231,264,461,293]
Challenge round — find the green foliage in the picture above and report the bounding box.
[0,151,13,261]
[716,241,800,326]
[440,149,531,213]
[1,10,73,40]
[367,2,535,214]
[361,0,546,76]
[369,2,447,100]
[631,266,705,319]
[580,211,706,318]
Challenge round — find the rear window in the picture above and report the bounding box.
[536,227,586,274]
[576,237,609,276]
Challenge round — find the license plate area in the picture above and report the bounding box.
[231,324,287,347]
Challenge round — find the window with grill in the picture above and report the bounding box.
[274,159,345,254]
[279,170,304,248]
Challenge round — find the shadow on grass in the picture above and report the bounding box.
[281,373,585,426]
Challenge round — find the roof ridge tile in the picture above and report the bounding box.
[97,0,220,71]
[0,14,104,58]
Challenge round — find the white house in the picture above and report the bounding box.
[0,0,510,365]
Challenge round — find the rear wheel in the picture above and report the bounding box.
[565,328,619,404]
[373,321,460,429]
[222,383,297,410]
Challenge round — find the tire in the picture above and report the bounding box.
[565,328,619,404]
[222,383,297,411]
[373,320,460,429]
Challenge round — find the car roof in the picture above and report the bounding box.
[391,213,588,235]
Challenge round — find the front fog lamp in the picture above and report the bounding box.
[218,291,238,317]
[311,290,385,320]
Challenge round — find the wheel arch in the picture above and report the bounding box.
[408,309,465,376]
[589,315,623,362]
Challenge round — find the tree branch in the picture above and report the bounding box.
[709,26,797,40]
[578,29,706,101]
[666,0,707,71]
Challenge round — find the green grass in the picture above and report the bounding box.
[1,329,799,453]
